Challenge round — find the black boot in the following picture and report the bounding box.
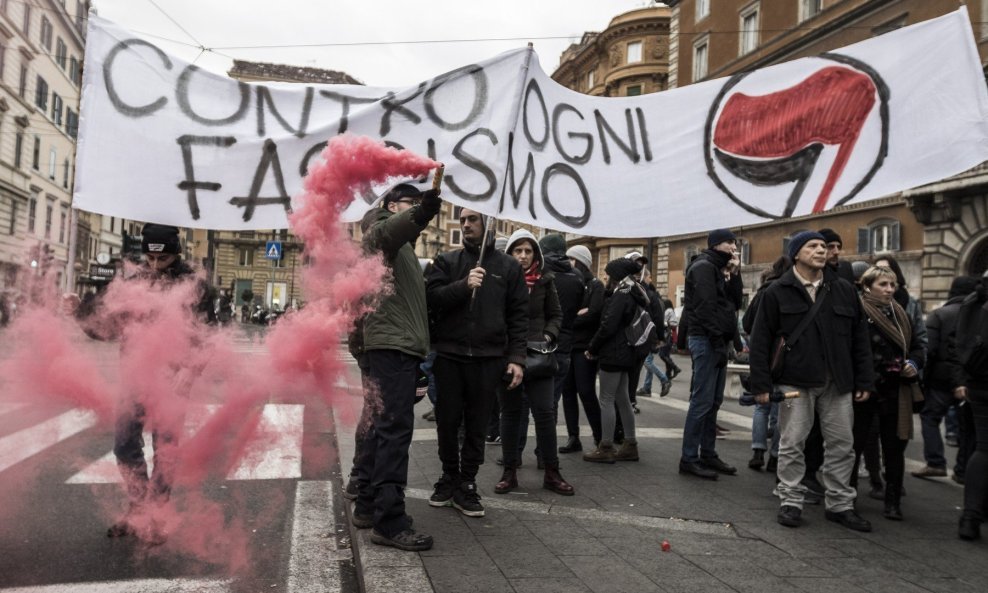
[748,450,765,470]
[959,512,981,541]
[558,436,583,454]
[883,483,903,521]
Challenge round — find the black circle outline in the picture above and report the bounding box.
[703,53,891,219]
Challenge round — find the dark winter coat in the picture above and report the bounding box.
[953,286,988,390]
[923,295,965,392]
[642,282,666,343]
[587,279,650,371]
[863,301,925,393]
[748,268,874,395]
[572,268,605,351]
[684,249,742,348]
[543,253,584,353]
[360,206,432,359]
[426,237,529,365]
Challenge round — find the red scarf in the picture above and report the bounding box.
[524,262,542,292]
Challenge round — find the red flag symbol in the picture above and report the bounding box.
[712,66,878,213]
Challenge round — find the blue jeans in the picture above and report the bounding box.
[752,402,780,456]
[421,351,438,406]
[681,336,726,463]
[641,352,669,392]
[920,386,955,468]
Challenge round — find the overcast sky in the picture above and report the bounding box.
[90,0,660,86]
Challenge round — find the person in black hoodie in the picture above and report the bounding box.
[425,208,528,518]
[582,258,647,463]
[560,245,604,453]
[679,228,743,480]
[913,276,979,480]
[508,234,584,461]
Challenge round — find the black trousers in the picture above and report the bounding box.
[560,351,602,444]
[353,350,418,537]
[963,388,988,520]
[500,376,558,468]
[433,355,503,483]
[114,400,183,503]
[852,388,908,499]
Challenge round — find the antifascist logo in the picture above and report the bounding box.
[704,54,890,219]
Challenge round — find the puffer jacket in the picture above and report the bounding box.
[542,252,584,353]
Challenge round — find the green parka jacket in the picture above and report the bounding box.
[361,206,431,359]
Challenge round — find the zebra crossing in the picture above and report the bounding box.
[0,402,305,482]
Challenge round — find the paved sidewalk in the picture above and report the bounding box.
[336,356,986,593]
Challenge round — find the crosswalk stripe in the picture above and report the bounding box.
[0,410,98,474]
[65,404,304,484]
[229,404,304,480]
[287,481,349,593]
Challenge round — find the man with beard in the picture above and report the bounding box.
[426,208,528,518]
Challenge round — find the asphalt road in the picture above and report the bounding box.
[0,328,361,593]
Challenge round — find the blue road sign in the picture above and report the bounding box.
[265,241,283,260]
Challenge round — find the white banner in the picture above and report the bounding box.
[75,9,988,237]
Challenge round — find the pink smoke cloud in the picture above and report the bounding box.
[0,135,440,571]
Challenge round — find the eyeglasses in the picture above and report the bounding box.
[396,198,421,205]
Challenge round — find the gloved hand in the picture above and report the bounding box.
[413,189,442,225]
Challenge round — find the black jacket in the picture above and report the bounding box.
[954,286,988,389]
[543,253,584,353]
[572,269,605,351]
[642,282,666,343]
[749,268,874,394]
[526,273,563,342]
[684,249,742,346]
[426,239,529,365]
[922,295,964,391]
[588,280,649,370]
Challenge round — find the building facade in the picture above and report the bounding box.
[0,0,88,297]
[655,0,988,308]
[551,5,672,282]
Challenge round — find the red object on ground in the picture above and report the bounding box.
[661,540,671,552]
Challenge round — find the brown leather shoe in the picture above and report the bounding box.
[614,440,639,462]
[494,468,518,494]
[543,463,575,496]
[583,442,616,463]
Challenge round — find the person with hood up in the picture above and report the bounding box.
[507,234,584,463]
[426,208,528,518]
[494,230,574,496]
[582,258,648,463]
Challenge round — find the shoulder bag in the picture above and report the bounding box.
[770,284,829,381]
